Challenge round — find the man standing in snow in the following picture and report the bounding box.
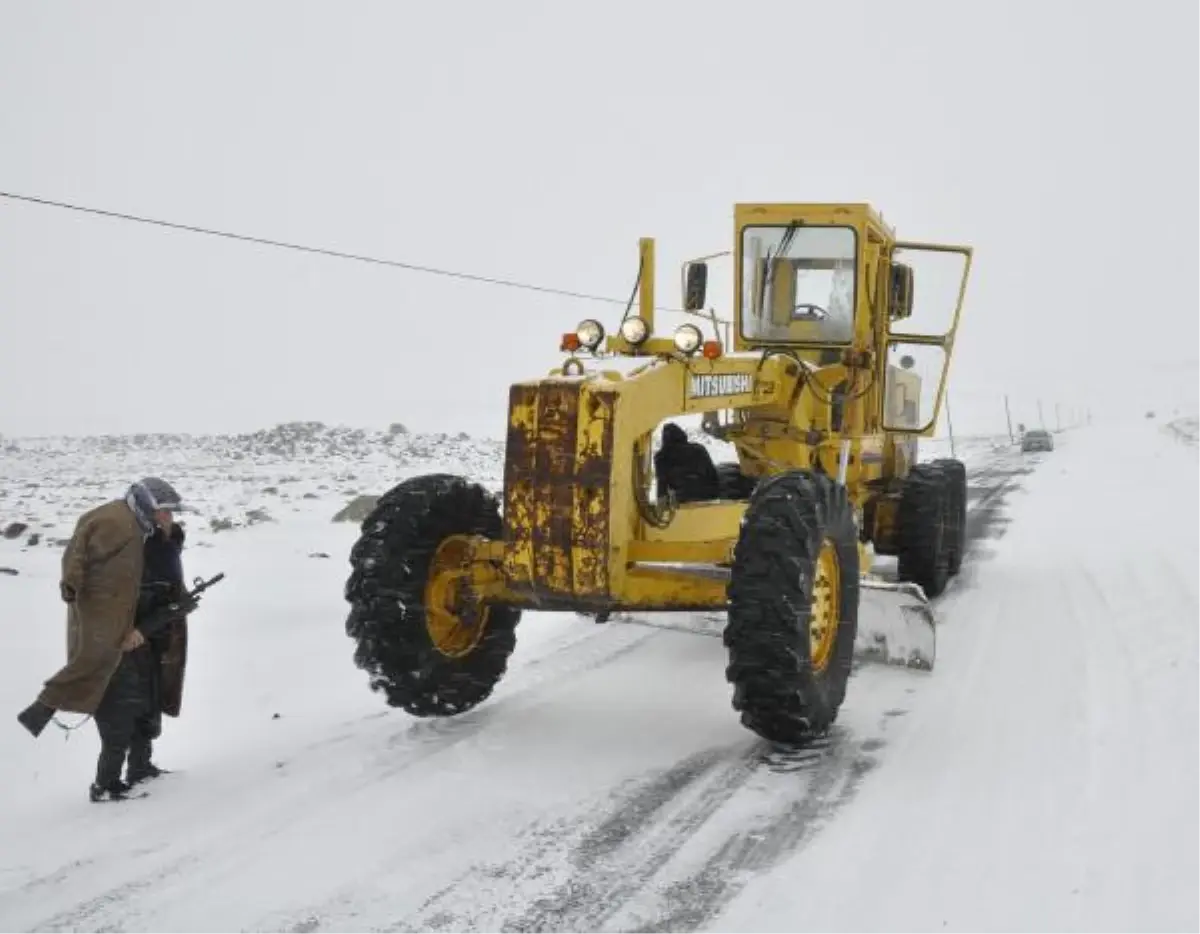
[15,477,185,802]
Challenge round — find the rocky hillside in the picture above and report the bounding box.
[0,418,1007,559]
[0,422,506,552]
[1165,416,1198,445]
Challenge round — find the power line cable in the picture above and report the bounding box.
[0,189,689,313]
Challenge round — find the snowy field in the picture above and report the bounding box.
[0,418,1195,932]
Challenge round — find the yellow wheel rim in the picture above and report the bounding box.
[810,538,841,673]
[424,535,490,659]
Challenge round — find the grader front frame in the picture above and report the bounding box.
[344,202,973,746]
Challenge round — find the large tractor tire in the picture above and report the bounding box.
[896,462,952,598]
[343,474,519,717]
[930,457,967,575]
[724,470,860,746]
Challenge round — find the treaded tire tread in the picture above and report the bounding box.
[929,458,966,575]
[896,462,950,597]
[343,473,519,717]
[724,470,860,745]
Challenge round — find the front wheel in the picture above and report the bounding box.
[724,470,860,745]
[343,474,520,717]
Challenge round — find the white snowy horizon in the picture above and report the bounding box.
[0,1,1196,441]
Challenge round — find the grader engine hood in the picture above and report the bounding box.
[502,376,617,607]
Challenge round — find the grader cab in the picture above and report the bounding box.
[344,203,973,746]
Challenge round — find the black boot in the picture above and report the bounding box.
[127,758,165,783]
[126,737,167,784]
[89,779,134,802]
[16,700,55,738]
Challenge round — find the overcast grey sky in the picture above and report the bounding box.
[1,1,1196,439]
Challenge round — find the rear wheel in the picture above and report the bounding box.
[896,462,951,597]
[344,474,519,717]
[725,470,860,745]
[930,458,966,575]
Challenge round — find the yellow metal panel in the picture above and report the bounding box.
[501,378,616,602]
[501,381,539,591]
[639,237,655,332]
[571,382,616,595]
[622,566,729,610]
[641,501,745,544]
[627,539,734,564]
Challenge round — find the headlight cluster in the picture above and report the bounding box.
[562,316,721,358]
[569,315,652,350]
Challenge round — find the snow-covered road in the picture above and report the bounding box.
[716,420,1199,932]
[0,422,1194,932]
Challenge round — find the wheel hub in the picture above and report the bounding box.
[810,538,841,673]
[424,535,490,658]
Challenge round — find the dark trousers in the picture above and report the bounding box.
[93,649,160,787]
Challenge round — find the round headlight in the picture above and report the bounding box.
[620,316,649,345]
[673,324,703,354]
[575,319,605,350]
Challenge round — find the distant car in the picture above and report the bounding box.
[1021,429,1054,452]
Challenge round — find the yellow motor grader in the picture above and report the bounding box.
[344,203,972,745]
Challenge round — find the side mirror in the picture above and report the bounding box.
[684,262,708,311]
[889,262,914,320]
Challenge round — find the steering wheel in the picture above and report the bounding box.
[792,303,829,320]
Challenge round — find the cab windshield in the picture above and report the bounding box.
[740,224,857,344]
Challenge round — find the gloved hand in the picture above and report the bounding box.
[59,582,76,603]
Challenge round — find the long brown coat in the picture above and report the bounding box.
[37,499,145,715]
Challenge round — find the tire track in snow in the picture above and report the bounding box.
[374,723,897,933]
[11,623,660,934]
[256,732,883,934]
[26,854,205,934]
[519,734,881,934]
[625,735,886,932]
[494,745,766,933]
[962,460,1028,547]
[352,621,661,788]
[379,451,1033,932]
[291,619,655,766]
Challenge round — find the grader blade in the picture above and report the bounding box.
[855,578,937,670]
